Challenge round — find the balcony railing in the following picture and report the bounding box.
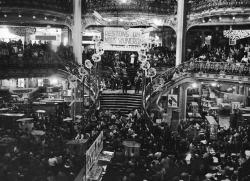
[84,0,177,15]
[143,61,250,116]
[189,0,250,13]
[0,0,72,13]
[0,52,65,69]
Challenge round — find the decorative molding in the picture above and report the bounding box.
[224,30,250,40]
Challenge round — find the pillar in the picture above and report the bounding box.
[176,0,186,66]
[68,28,73,46]
[73,0,82,65]
[179,84,188,121]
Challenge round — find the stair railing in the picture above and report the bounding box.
[142,60,250,121]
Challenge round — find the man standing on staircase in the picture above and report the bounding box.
[122,75,128,94]
[134,76,141,94]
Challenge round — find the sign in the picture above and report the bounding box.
[35,35,57,41]
[229,39,236,46]
[231,102,241,112]
[168,95,178,108]
[104,27,143,51]
[86,131,103,175]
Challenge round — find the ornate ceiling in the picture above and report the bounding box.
[0,0,250,30]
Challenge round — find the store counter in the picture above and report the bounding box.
[122,140,141,157]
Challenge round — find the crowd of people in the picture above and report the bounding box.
[188,43,250,64]
[96,46,175,93]
[0,113,81,181]
[85,108,250,181]
[0,39,75,68]
[190,0,250,12]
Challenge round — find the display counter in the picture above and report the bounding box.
[122,140,141,157]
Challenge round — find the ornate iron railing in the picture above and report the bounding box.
[143,61,250,117]
[189,0,250,13]
[84,0,177,15]
[0,51,65,69]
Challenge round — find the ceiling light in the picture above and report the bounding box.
[32,16,36,19]
[219,17,222,21]
[211,82,217,87]
[232,16,235,20]
[120,0,127,3]
[191,83,198,88]
[18,14,22,18]
[153,18,163,26]
[4,14,7,18]
[44,16,47,20]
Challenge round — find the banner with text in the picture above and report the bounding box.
[85,131,103,175]
[103,27,142,51]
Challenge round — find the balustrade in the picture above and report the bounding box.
[190,0,250,13]
[143,61,250,116]
[85,0,176,14]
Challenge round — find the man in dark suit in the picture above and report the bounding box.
[122,76,128,94]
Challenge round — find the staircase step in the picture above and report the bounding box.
[100,93,142,113]
[100,97,141,101]
[100,93,142,97]
[100,100,141,105]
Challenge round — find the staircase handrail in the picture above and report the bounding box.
[143,60,250,120]
[60,59,100,109]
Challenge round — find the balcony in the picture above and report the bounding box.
[143,61,250,115]
[84,0,177,15]
[189,0,250,14]
[0,0,72,14]
[0,42,75,78]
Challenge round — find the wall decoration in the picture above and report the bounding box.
[223,30,250,40]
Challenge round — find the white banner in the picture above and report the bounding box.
[86,131,103,175]
[103,27,142,51]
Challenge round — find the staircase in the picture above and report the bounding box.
[100,93,142,114]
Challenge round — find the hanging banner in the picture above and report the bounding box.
[103,27,143,51]
[168,95,178,108]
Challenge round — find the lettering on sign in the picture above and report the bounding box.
[104,27,143,51]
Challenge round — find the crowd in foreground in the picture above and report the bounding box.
[96,109,250,181]
[0,104,250,181]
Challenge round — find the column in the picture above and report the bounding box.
[176,0,186,66]
[68,28,73,46]
[179,85,187,121]
[73,0,82,65]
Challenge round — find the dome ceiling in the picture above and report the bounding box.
[84,0,177,15]
[0,0,250,28]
